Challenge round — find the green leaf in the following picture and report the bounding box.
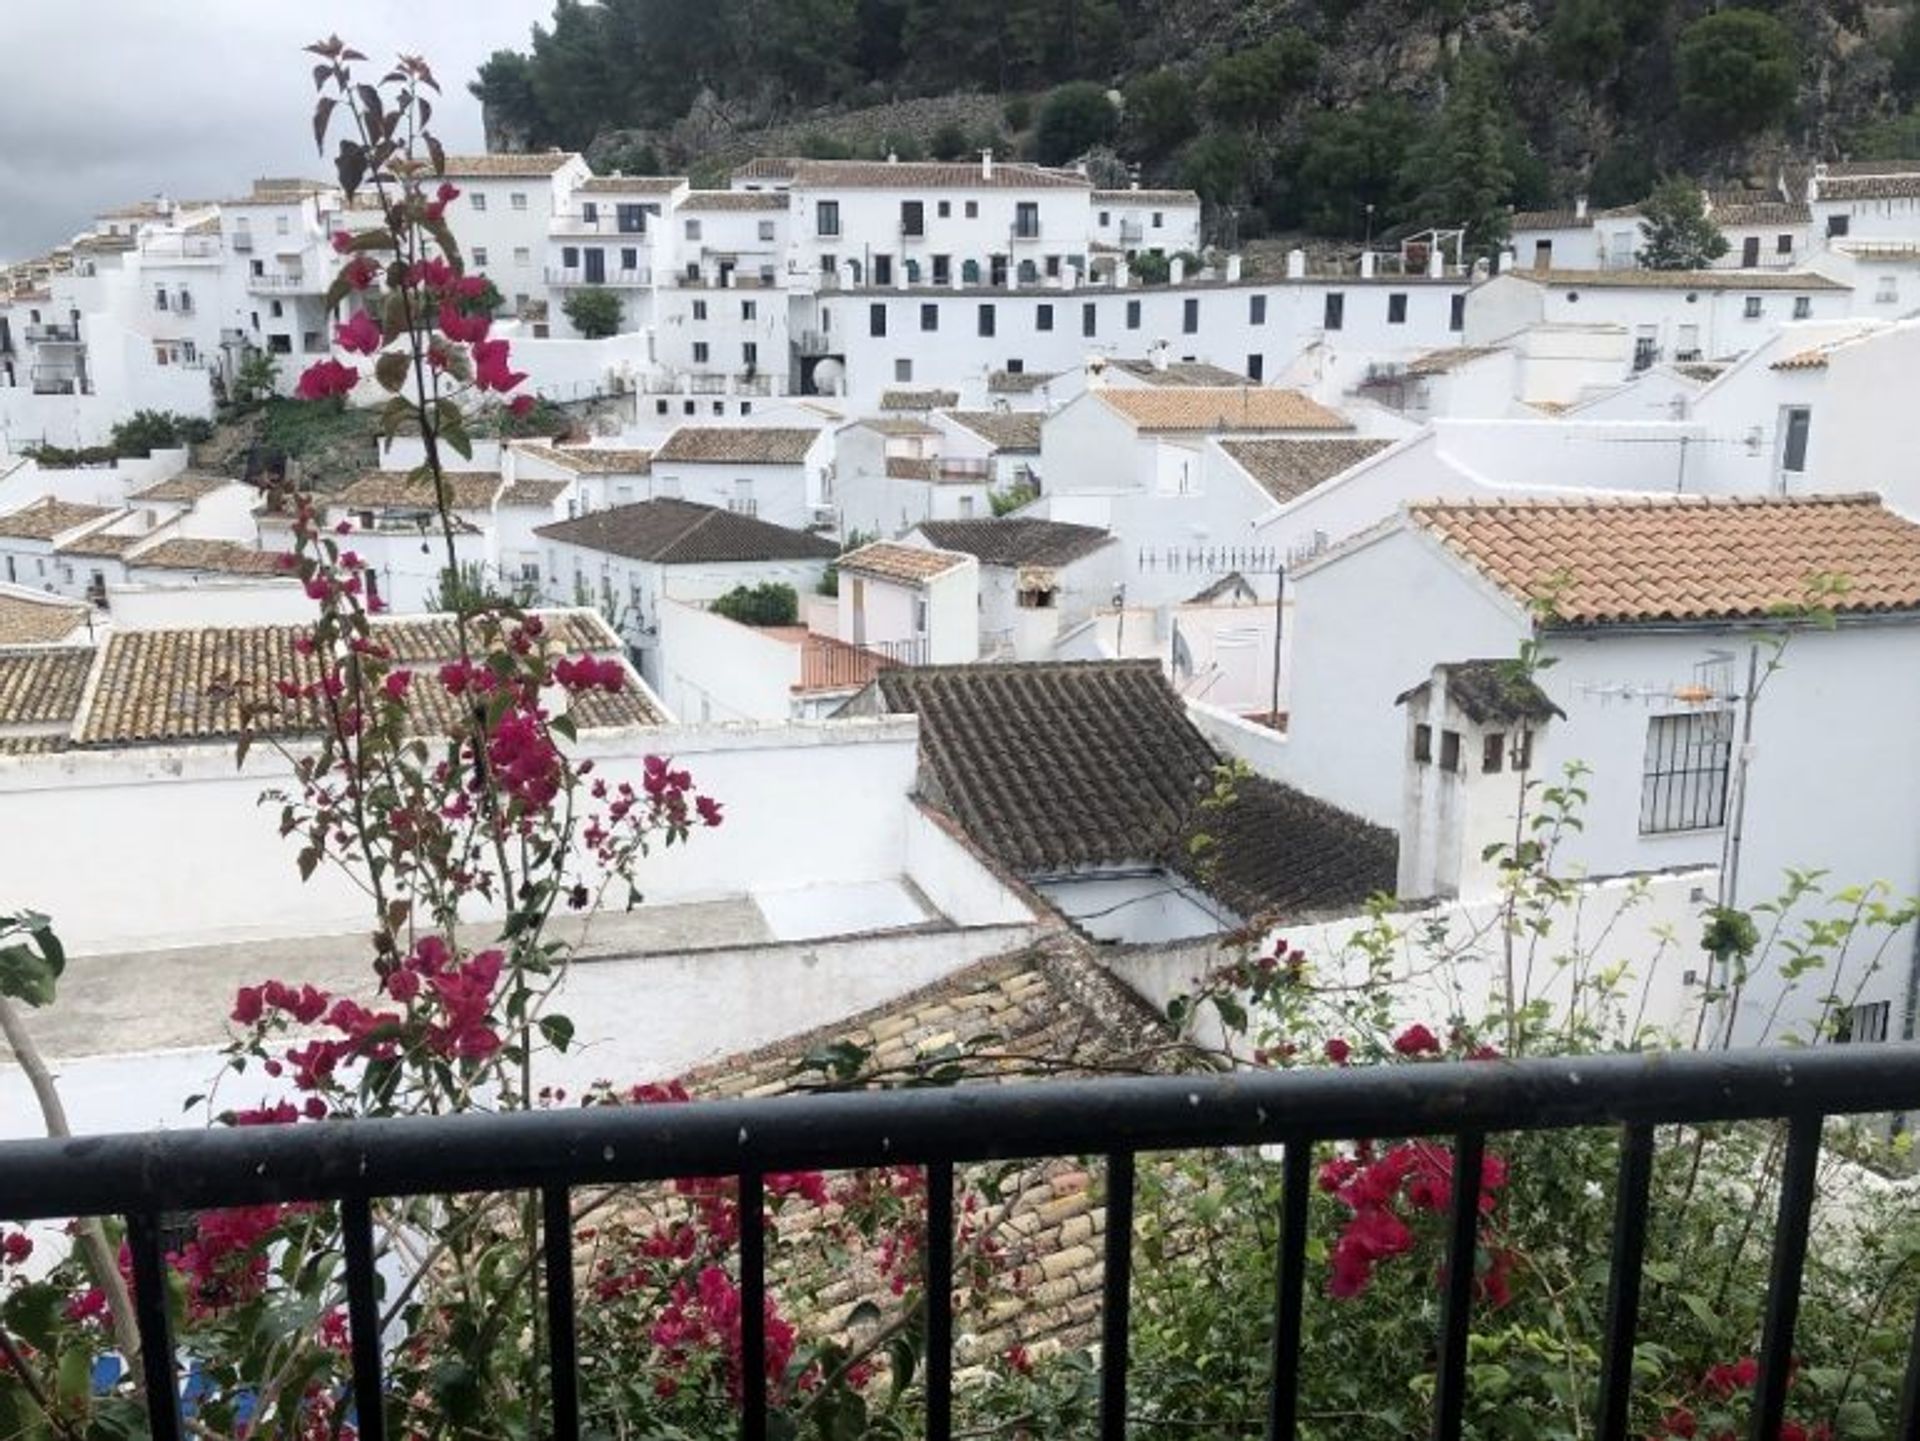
[5,1284,66,1351]
[537,1014,575,1052]
[0,942,60,1006]
[374,350,410,394]
[55,1343,92,1405]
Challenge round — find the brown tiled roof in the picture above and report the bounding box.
[859,418,940,437]
[56,529,147,558]
[1219,438,1392,504]
[652,427,820,465]
[441,152,581,178]
[886,456,934,480]
[0,594,87,645]
[1711,201,1810,227]
[1394,659,1565,726]
[576,176,686,194]
[916,518,1112,569]
[1818,160,1920,179]
[837,542,971,586]
[535,498,836,564]
[0,498,120,541]
[870,661,1396,916]
[943,411,1042,452]
[1110,358,1252,387]
[0,734,68,755]
[1819,175,1920,201]
[516,444,653,476]
[731,158,803,181]
[498,478,571,508]
[1509,208,1593,231]
[131,472,234,503]
[677,190,788,212]
[1770,347,1832,371]
[127,539,288,576]
[0,646,94,728]
[1512,268,1848,292]
[1092,188,1199,204]
[1406,346,1504,377]
[1409,495,1920,625]
[880,388,960,412]
[787,160,1091,190]
[334,471,502,511]
[988,369,1057,393]
[75,611,656,748]
[1099,387,1351,433]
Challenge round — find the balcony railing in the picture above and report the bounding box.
[936,457,992,481]
[548,215,650,237]
[545,267,651,288]
[1118,222,1145,245]
[24,323,81,344]
[249,272,322,294]
[2,1048,1914,1441]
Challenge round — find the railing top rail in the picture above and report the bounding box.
[2,1047,1915,1221]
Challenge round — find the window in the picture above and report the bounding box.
[1450,294,1467,332]
[1126,299,1141,330]
[937,201,951,219]
[685,218,703,241]
[874,255,893,287]
[1640,711,1733,834]
[964,200,978,219]
[1792,296,1812,319]
[617,203,646,233]
[154,287,168,311]
[932,255,951,285]
[1099,210,1111,227]
[1324,293,1345,330]
[895,358,913,382]
[1483,733,1506,774]
[816,200,840,237]
[758,219,776,241]
[511,192,528,211]
[621,246,640,272]
[1439,730,1462,773]
[742,300,757,320]
[268,334,292,354]
[1082,302,1097,338]
[978,303,995,336]
[743,341,758,368]
[513,247,531,267]
[1878,275,1900,304]
[1743,296,1763,319]
[1182,297,1199,333]
[1413,724,1432,763]
[1826,214,1850,238]
[1387,293,1408,324]
[1742,236,1761,267]
[472,247,488,266]
[1779,406,1812,477]
[562,245,579,269]
[920,302,939,332]
[1836,1000,1891,1044]
[276,215,290,235]
[902,201,924,236]
[913,595,929,634]
[1246,354,1263,381]
[1036,303,1053,331]
[692,300,708,320]
[270,300,285,318]
[1014,202,1039,238]
[869,303,887,337]
[1152,212,1164,228]
[471,193,487,212]
[692,341,710,364]
[1249,294,1266,325]
[1005,358,1024,373]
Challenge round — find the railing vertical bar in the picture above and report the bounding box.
[125,1210,182,1441]
[341,1195,387,1441]
[543,1184,580,1441]
[1750,1114,1822,1441]
[1099,1150,1136,1441]
[1897,1284,1920,1437]
[925,1160,955,1441]
[1264,1140,1314,1441]
[1431,1131,1486,1441]
[1595,1124,1656,1441]
[739,1170,767,1441]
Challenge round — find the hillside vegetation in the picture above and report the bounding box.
[474,1,1920,250]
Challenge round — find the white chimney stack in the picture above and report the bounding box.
[1169,255,1185,285]
[1575,194,1588,221]
[1225,254,1243,282]
[981,149,994,180]
[1287,248,1306,280]
[1427,244,1443,279]
[1113,256,1130,288]
[1359,251,1376,280]
[1150,339,1170,371]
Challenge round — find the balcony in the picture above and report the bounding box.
[24,323,81,345]
[30,369,91,395]
[140,236,223,262]
[230,231,254,252]
[936,457,992,482]
[549,214,650,237]
[544,267,651,288]
[0,1048,1911,1441]
[1118,222,1145,245]
[248,271,324,294]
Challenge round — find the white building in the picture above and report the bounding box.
[834,540,979,665]
[1090,187,1202,257]
[908,516,1120,660]
[646,424,832,531]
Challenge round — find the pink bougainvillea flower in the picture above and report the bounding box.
[1,1231,33,1265]
[508,394,536,417]
[341,255,381,291]
[1323,1036,1352,1065]
[471,337,527,393]
[437,300,491,345]
[1392,1023,1442,1057]
[335,309,383,355]
[330,230,354,255]
[696,794,724,827]
[382,670,412,702]
[294,358,359,401]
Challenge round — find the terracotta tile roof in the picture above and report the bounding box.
[1406,346,1504,377]
[787,160,1091,191]
[1109,358,1252,387]
[1394,659,1565,726]
[1818,175,1920,201]
[1509,207,1594,231]
[55,529,147,559]
[988,369,1057,393]
[652,427,820,466]
[131,472,234,503]
[880,388,960,412]
[536,498,836,564]
[334,471,502,511]
[1092,188,1198,204]
[677,190,788,212]
[1770,347,1831,371]
[576,176,686,194]
[916,518,1112,569]
[943,411,1042,452]
[0,498,120,541]
[1409,495,1920,625]
[0,594,87,645]
[1218,438,1392,504]
[0,734,68,755]
[498,478,571,508]
[859,417,940,437]
[441,152,581,178]
[515,444,653,476]
[731,157,803,181]
[1512,268,1849,292]
[0,646,94,728]
[1099,387,1351,434]
[1710,201,1810,227]
[126,539,289,576]
[837,542,971,587]
[75,611,656,748]
[1817,160,1920,179]
[870,661,1396,916]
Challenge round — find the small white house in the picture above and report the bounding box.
[648,425,832,530]
[834,540,979,665]
[909,517,1119,660]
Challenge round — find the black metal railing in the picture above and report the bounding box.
[3,1049,1919,1441]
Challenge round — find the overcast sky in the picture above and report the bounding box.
[0,0,556,263]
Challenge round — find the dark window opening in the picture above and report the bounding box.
[1413,724,1432,764]
[1640,711,1733,834]
[1439,730,1462,773]
[1483,733,1505,774]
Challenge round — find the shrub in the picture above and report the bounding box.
[562,286,625,339]
[1002,94,1033,133]
[1676,9,1798,144]
[1034,83,1115,166]
[1637,176,1731,269]
[108,409,212,457]
[929,121,973,160]
[709,581,800,627]
[1121,68,1196,160]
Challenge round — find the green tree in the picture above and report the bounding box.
[1122,68,1197,160]
[1893,2,1920,106]
[1676,9,1798,145]
[1033,82,1116,166]
[1636,177,1730,269]
[928,121,974,160]
[709,582,800,626]
[1403,54,1515,261]
[562,287,625,339]
[1180,132,1252,210]
[230,350,281,409]
[468,49,549,149]
[1850,108,1920,160]
[1282,98,1414,236]
[1200,30,1318,131]
[109,409,212,457]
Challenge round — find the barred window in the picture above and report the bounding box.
[1836,1000,1891,1044]
[1640,711,1732,834]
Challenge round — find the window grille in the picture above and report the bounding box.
[1640,710,1733,834]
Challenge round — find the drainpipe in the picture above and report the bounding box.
[1269,566,1286,723]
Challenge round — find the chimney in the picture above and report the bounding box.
[1225,254,1243,282]
[1575,194,1588,221]
[887,151,898,164]
[1427,243,1443,279]
[1113,256,1130,288]
[1169,255,1185,285]
[1286,248,1306,280]
[1085,354,1109,388]
[1359,251,1376,280]
[981,149,994,181]
[1150,339,1170,371]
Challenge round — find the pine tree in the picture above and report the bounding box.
[1636,178,1730,270]
[1406,54,1515,262]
